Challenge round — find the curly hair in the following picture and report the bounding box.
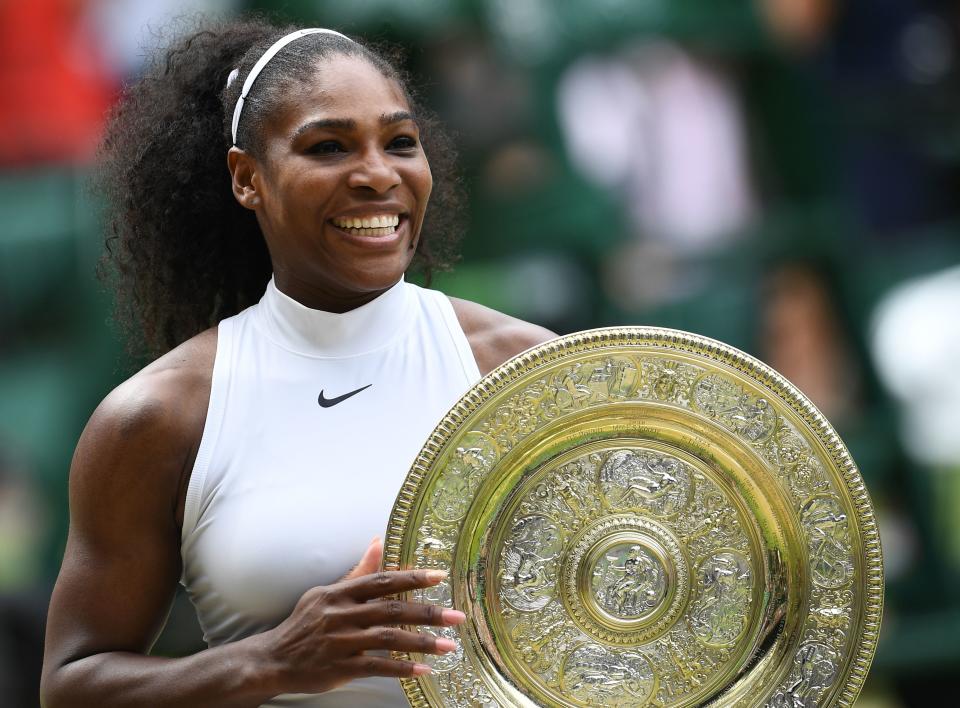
[96,15,463,360]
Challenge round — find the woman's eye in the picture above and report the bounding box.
[308,141,344,155]
[389,136,418,151]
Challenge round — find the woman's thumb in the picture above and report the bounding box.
[341,536,383,581]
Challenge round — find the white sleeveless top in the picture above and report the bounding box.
[180,277,481,707]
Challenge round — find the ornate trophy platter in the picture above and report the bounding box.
[383,328,883,707]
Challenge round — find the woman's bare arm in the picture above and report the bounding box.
[40,336,281,707]
[41,334,459,707]
[450,297,557,375]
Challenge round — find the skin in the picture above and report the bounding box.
[41,54,553,707]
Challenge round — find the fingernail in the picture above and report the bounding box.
[425,569,448,583]
[442,609,466,625]
[435,638,457,653]
[370,535,381,545]
[412,663,433,676]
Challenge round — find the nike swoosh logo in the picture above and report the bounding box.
[318,384,373,408]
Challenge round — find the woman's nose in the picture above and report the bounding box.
[348,150,401,193]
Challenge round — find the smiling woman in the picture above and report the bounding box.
[40,16,553,708]
[231,53,434,310]
[96,18,463,358]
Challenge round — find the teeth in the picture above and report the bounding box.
[352,226,396,236]
[332,214,401,230]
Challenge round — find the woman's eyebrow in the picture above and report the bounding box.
[291,112,417,141]
[292,117,355,140]
[381,110,416,125]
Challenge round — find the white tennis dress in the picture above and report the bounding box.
[180,277,481,706]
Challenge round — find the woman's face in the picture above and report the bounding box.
[233,53,433,311]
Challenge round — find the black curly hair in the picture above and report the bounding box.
[97,15,463,360]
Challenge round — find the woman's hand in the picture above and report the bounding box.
[258,537,463,695]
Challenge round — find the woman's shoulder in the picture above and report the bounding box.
[102,327,218,432]
[73,328,218,504]
[448,297,557,376]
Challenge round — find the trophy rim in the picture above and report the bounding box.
[384,326,884,707]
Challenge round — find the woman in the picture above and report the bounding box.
[40,17,553,707]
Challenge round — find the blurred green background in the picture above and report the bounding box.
[2,0,960,706]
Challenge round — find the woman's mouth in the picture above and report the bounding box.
[330,213,402,237]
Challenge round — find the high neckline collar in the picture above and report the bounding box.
[255,276,413,358]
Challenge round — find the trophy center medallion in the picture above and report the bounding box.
[588,539,670,621]
[561,514,690,646]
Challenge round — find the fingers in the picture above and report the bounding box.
[342,568,449,602]
[341,654,435,679]
[344,627,459,655]
[339,536,384,582]
[350,598,466,628]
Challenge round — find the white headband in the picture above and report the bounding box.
[230,28,353,146]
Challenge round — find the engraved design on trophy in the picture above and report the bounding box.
[477,357,639,452]
[768,642,840,708]
[421,624,464,673]
[637,357,702,407]
[430,431,499,522]
[389,333,879,708]
[689,551,753,646]
[801,496,853,589]
[552,358,639,412]
[693,373,778,442]
[599,450,692,517]
[559,644,656,706]
[500,514,563,612]
[485,441,764,705]
[590,543,667,619]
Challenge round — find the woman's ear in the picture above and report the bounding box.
[227,146,261,209]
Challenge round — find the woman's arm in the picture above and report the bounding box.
[450,297,558,375]
[40,355,282,707]
[41,340,458,707]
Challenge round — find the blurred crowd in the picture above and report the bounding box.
[1,1,959,706]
